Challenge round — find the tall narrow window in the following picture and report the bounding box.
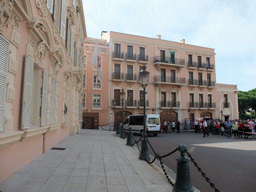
[114,64,121,79]
[171,70,176,83]
[82,94,86,108]
[199,94,204,108]
[139,90,144,106]
[189,93,194,107]
[161,69,166,82]
[197,56,202,67]
[83,74,86,87]
[206,57,210,68]
[170,51,175,63]
[160,50,165,62]
[139,47,145,60]
[161,92,166,107]
[127,65,133,80]
[114,89,121,106]
[207,74,211,86]
[188,54,192,66]
[171,92,176,107]
[208,94,212,107]
[114,43,121,57]
[224,94,228,108]
[127,90,133,106]
[189,72,193,85]
[198,73,203,85]
[127,45,133,59]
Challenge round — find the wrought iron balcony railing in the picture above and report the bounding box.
[138,100,149,107]
[125,53,136,61]
[112,72,124,80]
[154,76,186,84]
[125,73,137,81]
[188,79,198,86]
[154,56,185,66]
[125,100,137,107]
[159,101,180,108]
[112,51,124,59]
[138,54,148,62]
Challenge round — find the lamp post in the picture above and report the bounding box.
[139,64,150,161]
[113,99,116,131]
[119,88,126,138]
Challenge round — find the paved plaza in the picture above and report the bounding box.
[0,129,181,192]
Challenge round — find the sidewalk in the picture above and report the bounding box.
[0,129,176,192]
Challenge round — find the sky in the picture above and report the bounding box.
[82,0,256,91]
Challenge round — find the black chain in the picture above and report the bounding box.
[159,148,179,159]
[159,157,175,186]
[186,151,220,192]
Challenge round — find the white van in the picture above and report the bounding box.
[123,114,160,136]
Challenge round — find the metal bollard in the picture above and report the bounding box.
[173,144,194,192]
[119,124,125,139]
[126,127,134,146]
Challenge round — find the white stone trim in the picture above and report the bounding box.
[21,127,48,141]
[0,131,23,149]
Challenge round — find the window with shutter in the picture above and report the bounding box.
[70,29,74,61]
[50,79,56,125]
[0,35,9,132]
[41,70,48,127]
[60,0,67,39]
[47,0,54,14]
[22,55,34,129]
[53,0,60,32]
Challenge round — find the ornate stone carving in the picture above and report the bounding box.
[10,29,20,47]
[67,6,76,26]
[35,42,46,62]
[0,0,14,33]
[53,26,60,45]
[29,36,38,47]
[9,57,18,74]
[7,85,15,103]
[6,116,14,130]
[35,0,48,18]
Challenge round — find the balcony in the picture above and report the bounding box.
[188,102,199,108]
[206,81,215,87]
[223,102,230,108]
[206,64,215,71]
[125,53,136,62]
[197,63,206,70]
[125,100,137,108]
[112,72,124,81]
[206,102,216,108]
[125,73,137,82]
[187,79,198,86]
[112,51,124,60]
[154,76,186,85]
[154,56,185,68]
[138,100,149,108]
[188,102,216,109]
[112,99,121,108]
[159,101,180,109]
[187,61,197,69]
[138,54,148,63]
[198,80,207,87]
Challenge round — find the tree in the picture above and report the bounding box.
[238,88,256,119]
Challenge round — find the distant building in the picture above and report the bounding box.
[83,38,110,129]
[101,31,239,127]
[0,0,86,182]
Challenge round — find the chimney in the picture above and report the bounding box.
[157,35,161,40]
[181,39,185,44]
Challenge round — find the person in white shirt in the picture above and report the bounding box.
[172,121,175,132]
[203,120,209,137]
[194,120,198,133]
[163,121,167,133]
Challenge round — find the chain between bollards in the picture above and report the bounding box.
[186,151,220,192]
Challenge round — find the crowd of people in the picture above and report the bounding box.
[162,120,181,133]
[192,119,256,138]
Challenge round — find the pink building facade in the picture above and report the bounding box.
[83,38,110,129]
[0,0,86,182]
[101,31,239,127]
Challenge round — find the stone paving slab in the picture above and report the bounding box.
[0,129,181,192]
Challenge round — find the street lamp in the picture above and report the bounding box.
[113,99,116,131]
[119,88,126,138]
[139,64,150,161]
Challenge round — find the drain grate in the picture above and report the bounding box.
[51,147,66,150]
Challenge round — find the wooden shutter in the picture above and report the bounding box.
[41,70,48,127]
[22,55,34,129]
[47,0,54,14]
[53,0,60,31]
[70,29,74,61]
[60,0,67,39]
[50,79,56,125]
[0,36,9,132]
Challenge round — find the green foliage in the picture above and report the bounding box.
[238,88,256,119]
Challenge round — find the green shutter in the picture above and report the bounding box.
[22,55,34,129]
[0,35,9,132]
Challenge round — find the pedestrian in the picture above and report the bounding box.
[220,120,225,136]
[163,120,167,133]
[215,121,220,135]
[172,121,175,132]
[167,120,171,133]
[177,121,181,133]
[203,120,209,137]
[232,121,238,138]
[238,120,244,138]
[199,121,202,133]
[194,119,198,133]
